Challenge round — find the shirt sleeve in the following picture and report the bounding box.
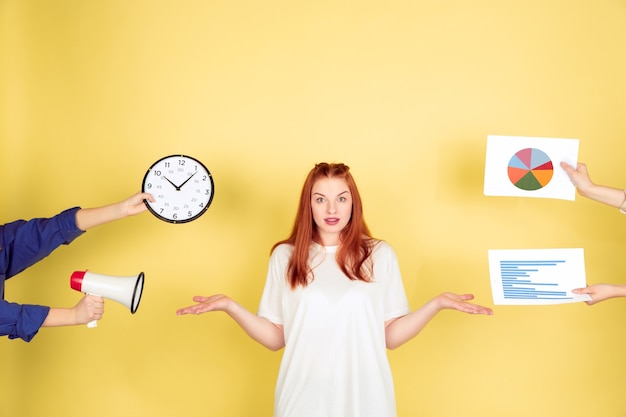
[257,244,291,325]
[0,207,84,342]
[375,242,411,321]
[0,300,50,342]
[1,207,84,279]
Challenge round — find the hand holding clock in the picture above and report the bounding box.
[75,192,155,230]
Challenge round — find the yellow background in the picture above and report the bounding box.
[1,1,626,416]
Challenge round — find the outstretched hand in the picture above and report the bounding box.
[572,284,626,306]
[384,292,493,349]
[176,295,233,315]
[434,292,493,315]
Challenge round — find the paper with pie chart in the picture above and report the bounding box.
[484,135,579,200]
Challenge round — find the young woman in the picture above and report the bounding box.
[561,161,626,304]
[177,162,492,417]
[0,192,154,342]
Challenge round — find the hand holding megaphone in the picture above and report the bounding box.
[70,270,145,328]
[74,294,105,326]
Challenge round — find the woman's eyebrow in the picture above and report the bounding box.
[312,190,349,198]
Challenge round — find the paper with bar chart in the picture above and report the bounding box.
[488,248,592,305]
[484,135,579,200]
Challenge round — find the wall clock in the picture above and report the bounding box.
[142,155,214,223]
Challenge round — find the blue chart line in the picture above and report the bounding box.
[500,260,570,300]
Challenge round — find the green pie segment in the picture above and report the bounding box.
[507,148,554,191]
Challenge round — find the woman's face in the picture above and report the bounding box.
[311,176,353,246]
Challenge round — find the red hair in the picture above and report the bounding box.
[272,163,375,289]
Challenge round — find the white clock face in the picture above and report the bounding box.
[142,155,214,223]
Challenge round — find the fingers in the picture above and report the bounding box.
[439,293,493,315]
[560,161,574,173]
[141,192,156,203]
[559,161,588,183]
[85,294,104,309]
[456,293,475,301]
[122,193,155,216]
[440,292,472,300]
[560,161,586,172]
[473,306,494,315]
[176,304,212,315]
[456,301,493,315]
[176,307,196,315]
[80,294,104,323]
[176,295,219,315]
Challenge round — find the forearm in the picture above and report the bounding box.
[41,308,79,327]
[75,192,151,231]
[385,298,441,350]
[605,284,626,299]
[578,184,625,208]
[75,203,127,231]
[226,302,285,351]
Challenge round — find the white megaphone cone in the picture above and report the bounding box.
[70,270,145,328]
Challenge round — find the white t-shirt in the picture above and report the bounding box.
[258,241,411,417]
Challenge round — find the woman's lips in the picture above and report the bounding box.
[325,217,340,225]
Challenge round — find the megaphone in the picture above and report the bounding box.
[70,270,145,328]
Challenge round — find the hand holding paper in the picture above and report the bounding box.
[572,283,626,305]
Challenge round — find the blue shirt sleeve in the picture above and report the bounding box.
[0,207,84,342]
[0,300,50,342]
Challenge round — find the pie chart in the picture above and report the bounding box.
[507,148,554,191]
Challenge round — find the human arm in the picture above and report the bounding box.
[384,292,493,350]
[42,294,104,327]
[176,295,285,351]
[0,294,103,340]
[560,162,626,208]
[75,192,154,231]
[0,193,152,340]
[0,192,154,279]
[572,284,626,305]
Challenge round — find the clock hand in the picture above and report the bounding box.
[177,172,197,189]
[163,176,181,190]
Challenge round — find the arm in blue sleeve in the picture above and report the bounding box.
[1,207,84,279]
[0,299,50,342]
[0,206,84,341]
